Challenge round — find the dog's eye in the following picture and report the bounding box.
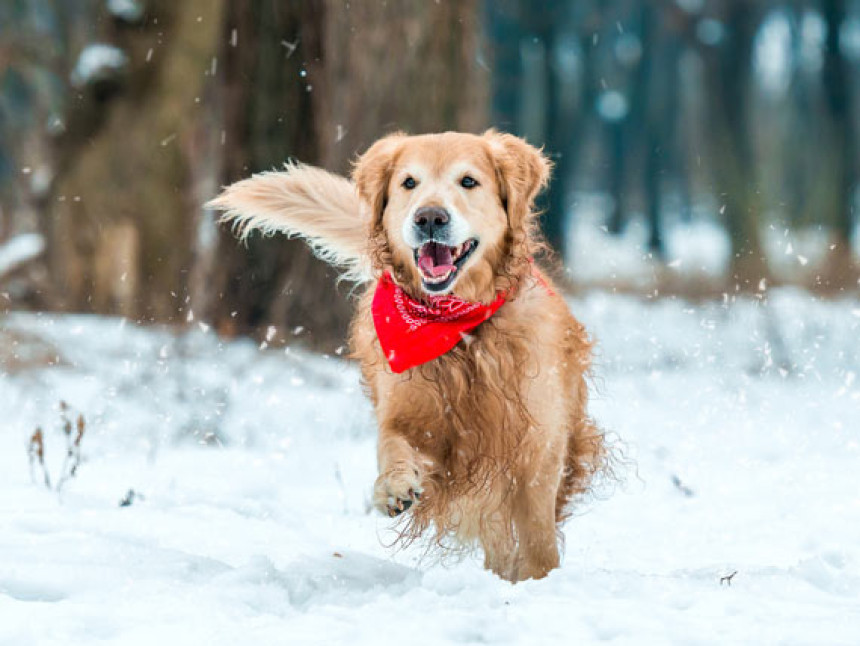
[460,176,479,189]
[402,177,417,190]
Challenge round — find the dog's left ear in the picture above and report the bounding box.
[483,130,552,231]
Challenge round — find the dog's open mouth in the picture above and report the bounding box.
[413,239,478,292]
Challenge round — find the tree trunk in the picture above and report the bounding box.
[821,0,859,287]
[320,0,488,175]
[43,0,225,321]
[192,1,353,350]
[487,0,523,133]
[194,0,488,350]
[487,0,592,261]
[702,0,769,288]
[643,4,685,259]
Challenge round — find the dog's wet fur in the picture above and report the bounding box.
[209,130,607,582]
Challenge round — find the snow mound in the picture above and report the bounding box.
[71,44,128,88]
[1,289,859,644]
[0,233,44,278]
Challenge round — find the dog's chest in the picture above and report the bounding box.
[385,328,535,457]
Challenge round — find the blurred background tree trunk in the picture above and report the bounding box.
[535,1,590,262]
[702,0,769,288]
[192,0,488,350]
[487,0,594,263]
[42,0,224,321]
[488,0,522,134]
[821,0,859,286]
[191,0,354,350]
[5,0,859,321]
[320,0,487,175]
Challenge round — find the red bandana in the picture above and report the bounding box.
[371,272,506,373]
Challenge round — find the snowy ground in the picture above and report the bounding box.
[1,289,859,645]
[566,193,860,291]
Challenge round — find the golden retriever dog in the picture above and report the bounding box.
[209,130,605,582]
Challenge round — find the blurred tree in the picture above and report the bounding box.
[42,0,225,320]
[191,1,353,347]
[320,0,487,174]
[487,0,522,134]
[4,0,858,311]
[642,4,688,259]
[2,0,486,346]
[821,0,859,285]
[604,1,640,240]
[194,0,488,348]
[487,0,596,262]
[781,5,817,232]
[536,1,595,262]
[701,0,770,287]
[588,1,685,261]
[0,0,67,241]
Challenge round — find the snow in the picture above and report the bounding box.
[0,233,45,278]
[107,0,144,23]
[71,44,128,88]
[1,288,859,645]
[567,197,860,287]
[755,11,793,97]
[568,195,734,288]
[596,90,629,122]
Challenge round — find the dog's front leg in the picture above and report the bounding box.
[373,429,424,517]
[511,434,566,581]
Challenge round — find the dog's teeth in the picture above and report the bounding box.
[423,268,454,284]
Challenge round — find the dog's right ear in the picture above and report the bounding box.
[352,133,406,225]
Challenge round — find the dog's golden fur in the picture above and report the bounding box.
[210,130,606,582]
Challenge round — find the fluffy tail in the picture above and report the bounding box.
[207,163,370,281]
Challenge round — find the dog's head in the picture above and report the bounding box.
[353,130,551,302]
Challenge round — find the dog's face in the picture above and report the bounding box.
[354,131,550,302]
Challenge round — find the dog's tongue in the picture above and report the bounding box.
[418,242,455,277]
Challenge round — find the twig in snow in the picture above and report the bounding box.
[671,474,694,497]
[57,412,86,491]
[27,402,88,493]
[28,427,52,489]
[119,489,143,507]
[720,571,738,586]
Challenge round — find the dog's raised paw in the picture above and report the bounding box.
[373,467,423,518]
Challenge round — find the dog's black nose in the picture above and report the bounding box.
[413,206,450,238]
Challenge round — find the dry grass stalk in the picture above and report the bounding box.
[57,410,86,492]
[27,401,88,493]
[28,427,52,489]
[720,571,739,586]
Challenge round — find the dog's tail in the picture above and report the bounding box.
[207,163,370,282]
